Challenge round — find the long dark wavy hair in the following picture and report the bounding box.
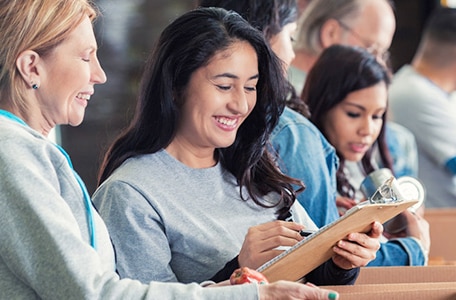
[297,45,393,199]
[97,7,302,218]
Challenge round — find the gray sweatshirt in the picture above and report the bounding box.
[93,149,317,284]
[0,115,258,299]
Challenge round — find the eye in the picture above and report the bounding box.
[82,58,90,62]
[216,85,231,91]
[347,112,360,118]
[244,86,256,92]
[372,111,385,120]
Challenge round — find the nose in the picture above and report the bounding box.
[358,117,376,137]
[227,89,251,115]
[91,56,107,85]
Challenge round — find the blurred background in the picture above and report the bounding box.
[61,0,441,194]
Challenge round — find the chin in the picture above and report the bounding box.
[345,153,364,162]
[68,117,85,127]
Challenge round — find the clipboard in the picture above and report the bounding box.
[257,198,419,282]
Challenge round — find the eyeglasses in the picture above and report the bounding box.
[337,20,391,63]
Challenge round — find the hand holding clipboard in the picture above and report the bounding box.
[257,176,419,282]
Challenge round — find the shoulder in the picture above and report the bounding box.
[103,151,166,184]
[390,66,438,103]
[272,107,333,151]
[272,107,320,138]
[96,150,223,202]
[0,118,64,167]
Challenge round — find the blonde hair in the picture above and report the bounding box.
[0,0,98,114]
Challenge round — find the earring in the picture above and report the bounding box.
[32,83,38,90]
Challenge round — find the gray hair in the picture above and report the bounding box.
[294,0,363,54]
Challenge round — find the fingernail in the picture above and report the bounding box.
[328,291,338,300]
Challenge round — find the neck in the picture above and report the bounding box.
[291,50,319,73]
[165,138,217,169]
[0,104,52,137]
[412,59,456,94]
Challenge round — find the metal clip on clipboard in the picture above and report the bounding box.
[368,176,403,204]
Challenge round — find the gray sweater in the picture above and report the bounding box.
[0,116,258,299]
[93,150,317,284]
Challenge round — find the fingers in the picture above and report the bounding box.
[336,196,357,210]
[259,281,339,300]
[257,220,305,233]
[331,222,382,269]
[246,221,305,247]
[238,221,306,269]
[332,239,376,269]
[368,221,384,238]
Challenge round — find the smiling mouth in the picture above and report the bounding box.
[76,93,91,101]
[215,116,238,127]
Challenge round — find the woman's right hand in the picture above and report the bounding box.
[259,281,338,300]
[238,221,305,269]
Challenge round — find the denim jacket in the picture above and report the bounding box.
[271,107,339,228]
[270,107,426,266]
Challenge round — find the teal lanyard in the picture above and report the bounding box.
[0,110,97,249]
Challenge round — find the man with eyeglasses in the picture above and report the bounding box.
[271,0,429,269]
[290,0,395,92]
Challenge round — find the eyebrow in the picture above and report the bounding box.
[212,73,259,81]
[344,102,387,112]
[344,102,366,111]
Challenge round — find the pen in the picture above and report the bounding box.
[299,229,316,237]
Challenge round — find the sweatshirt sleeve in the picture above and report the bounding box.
[305,260,359,286]
[93,179,180,283]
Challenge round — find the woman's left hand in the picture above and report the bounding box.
[331,221,383,269]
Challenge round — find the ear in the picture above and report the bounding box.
[16,50,41,88]
[320,19,343,49]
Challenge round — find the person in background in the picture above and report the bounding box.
[0,0,340,299]
[197,0,298,74]
[290,0,419,179]
[296,44,431,266]
[290,0,394,91]
[389,6,456,208]
[280,0,419,228]
[93,6,381,288]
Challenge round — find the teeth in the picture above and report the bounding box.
[77,93,91,101]
[216,117,237,126]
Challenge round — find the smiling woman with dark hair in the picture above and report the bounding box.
[93,6,381,289]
